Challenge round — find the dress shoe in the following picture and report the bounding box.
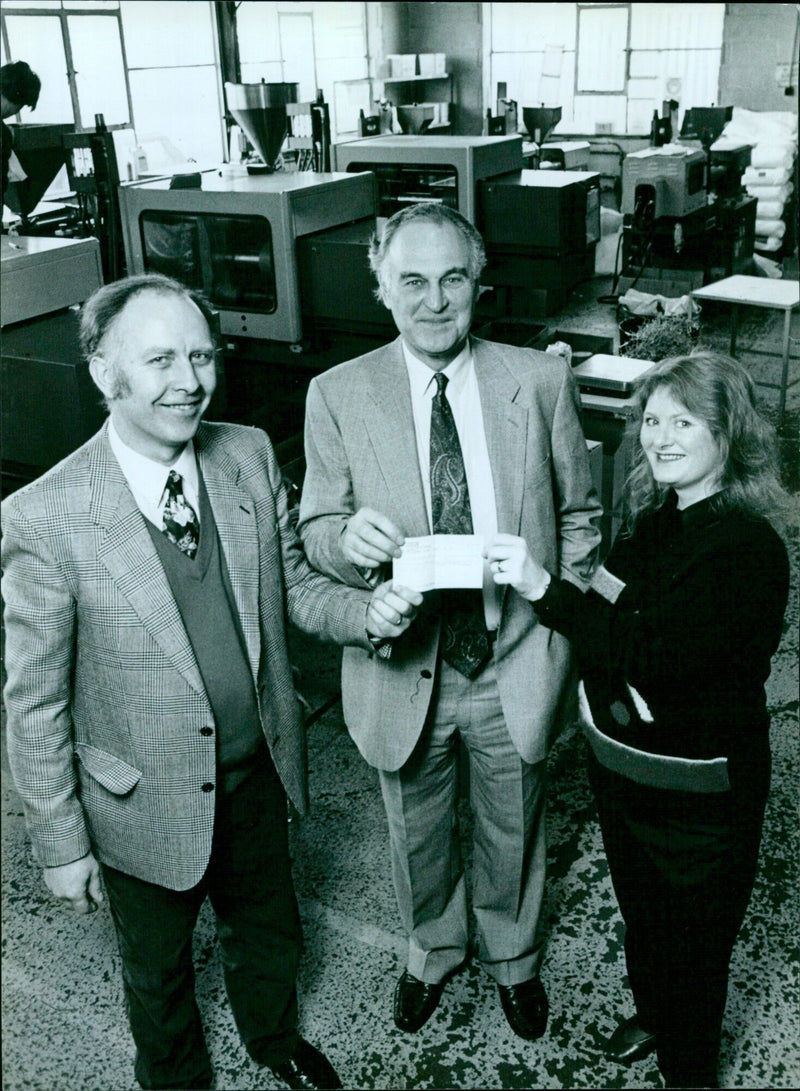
[268,1038,343,1089]
[497,977,549,1040]
[393,970,445,1032]
[604,1015,657,1063]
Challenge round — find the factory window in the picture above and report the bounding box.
[121,1,225,169]
[2,5,128,129]
[576,5,628,93]
[1,0,226,168]
[488,2,724,137]
[234,1,369,141]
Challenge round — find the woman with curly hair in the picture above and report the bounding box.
[485,352,790,1088]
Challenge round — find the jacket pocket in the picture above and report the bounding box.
[75,743,142,796]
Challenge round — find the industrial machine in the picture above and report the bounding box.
[333,134,524,223]
[517,105,591,171]
[1,234,106,481]
[678,105,756,275]
[118,80,379,349]
[62,120,127,281]
[522,106,561,147]
[329,133,599,319]
[494,84,518,136]
[3,118,131,281]
[2,122,74,224]
[620,109,756,284]
[119,170,377,345]
[538,142,591,171]
[225,81,333,174]
[225,81,297,172]
[621,145,713,281]
[621,147,707,220]
[680,105,749,198]
[479,169,601,315]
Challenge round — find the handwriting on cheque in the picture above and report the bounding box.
[393,535,484,592]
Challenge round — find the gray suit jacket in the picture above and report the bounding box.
[298,336,602,770]
[2,421,374,890]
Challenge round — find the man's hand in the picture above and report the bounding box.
[366,580,423,641]
[342,508,405,569]
[44,853,104,916]
[486,533,551,602]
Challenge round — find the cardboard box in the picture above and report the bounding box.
[387,54,417,78]
[418,53,446,77]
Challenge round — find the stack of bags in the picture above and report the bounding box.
[715,108,797,258]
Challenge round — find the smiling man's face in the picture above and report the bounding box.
[381,219,480,371]
[90,289,217,465]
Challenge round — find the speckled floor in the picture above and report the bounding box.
[2,270,798,1091]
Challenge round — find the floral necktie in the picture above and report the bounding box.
[161,470,200,559]
[430,372,490,678]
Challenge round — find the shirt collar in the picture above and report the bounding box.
[402,339,473,401]
[107,417,198,506]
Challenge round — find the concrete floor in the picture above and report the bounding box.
[2,267,798,1091]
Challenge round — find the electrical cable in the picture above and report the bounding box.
[596,229,626,303]
[597,225,656,304]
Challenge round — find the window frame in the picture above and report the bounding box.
[485,1,725,138]
[575,3,631,97]
[1,0,226,161]
[1,2,135,131]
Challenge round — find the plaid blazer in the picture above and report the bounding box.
[2,421,373,890]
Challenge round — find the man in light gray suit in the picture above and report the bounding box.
[298,204,602,1040]
[1,274,421,1090]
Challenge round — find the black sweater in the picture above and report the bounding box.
[535,492,790,782]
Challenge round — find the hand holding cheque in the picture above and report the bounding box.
[370,520,548,604]
[344,507,547,611]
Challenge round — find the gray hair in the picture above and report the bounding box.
[368,202,486,305]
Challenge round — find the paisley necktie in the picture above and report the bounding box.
[430,372,490,678]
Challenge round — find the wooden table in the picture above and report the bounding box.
[691,275,800,426]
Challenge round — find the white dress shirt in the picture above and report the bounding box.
[403,341,501,631]
[107,418,200,529]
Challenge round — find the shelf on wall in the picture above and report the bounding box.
[379,75,450,84]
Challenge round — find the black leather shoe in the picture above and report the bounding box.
[604,1016,657,1063]
[497,977,549,1040]
[393,970,445,1032]
[268,1038,343,1089]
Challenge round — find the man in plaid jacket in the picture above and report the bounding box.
[1,274,420,1091]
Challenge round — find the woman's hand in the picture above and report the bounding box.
[485,533,551,602]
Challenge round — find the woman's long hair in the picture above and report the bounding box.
[623,351,790,530]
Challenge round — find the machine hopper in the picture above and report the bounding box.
[522,106,562,145]
[224,82,298,171]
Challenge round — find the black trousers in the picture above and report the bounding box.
[102,750,303,1090]
[589,753,768,1089]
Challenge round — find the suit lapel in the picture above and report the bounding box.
[89,428,206,695]
[363,339,430,535]
[473,339,528,535]
[196,428,262,681]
